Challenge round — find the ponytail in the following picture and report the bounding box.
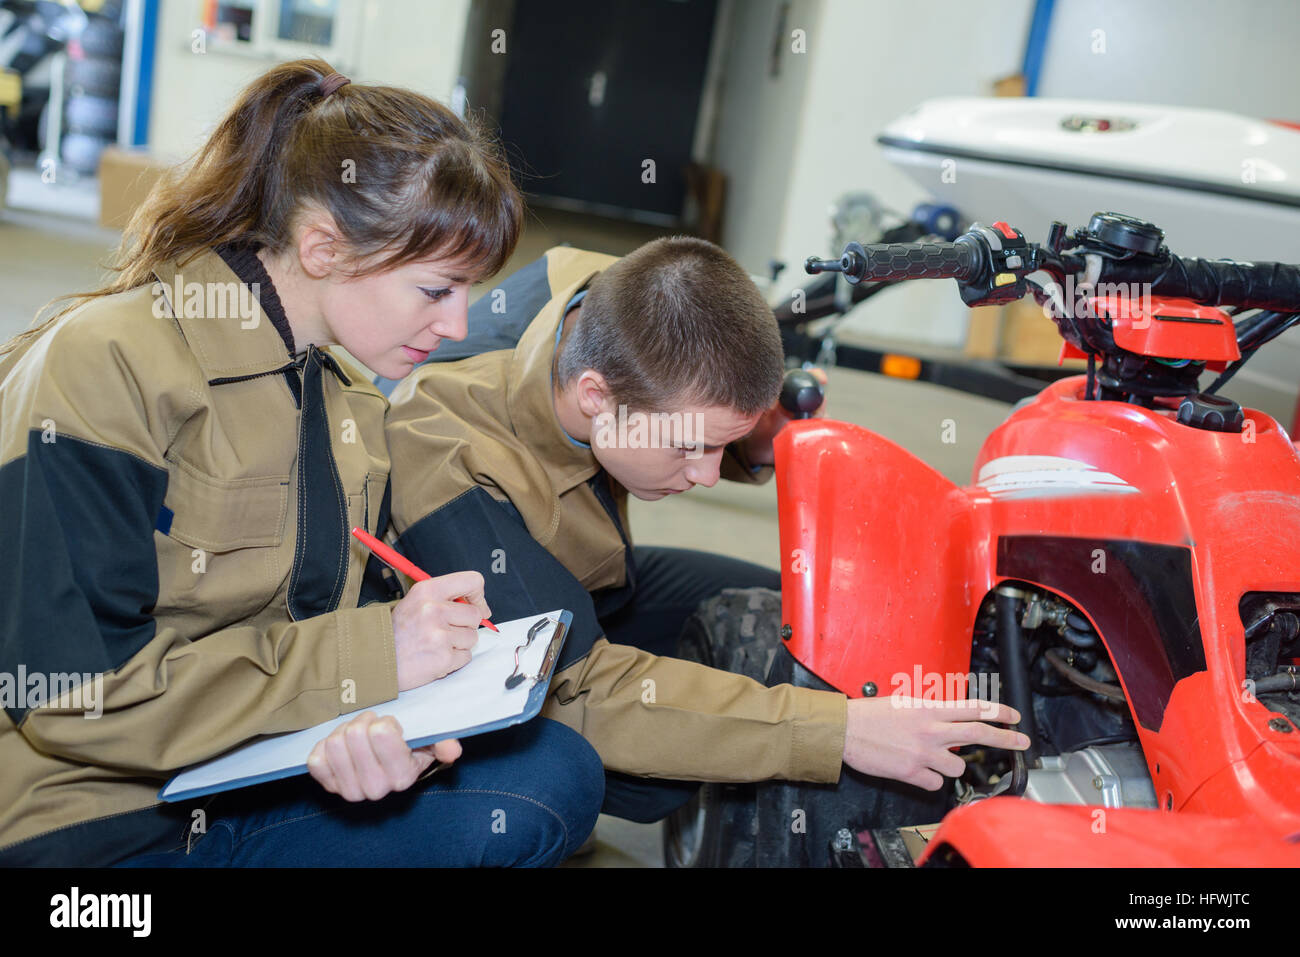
[2,58,522,356]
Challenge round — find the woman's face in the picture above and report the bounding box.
[320,255,478,380]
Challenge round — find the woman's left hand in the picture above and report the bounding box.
[308,711,462,802]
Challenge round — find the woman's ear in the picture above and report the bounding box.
[574,369,614,419]
[295,212,344,279]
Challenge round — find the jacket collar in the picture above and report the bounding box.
[506,268,606,496]
[152,248,298,383]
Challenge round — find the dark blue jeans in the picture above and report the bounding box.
[114,718,604,867]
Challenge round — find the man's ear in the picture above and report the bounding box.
[573,369,615,419]
[295,211,345,280]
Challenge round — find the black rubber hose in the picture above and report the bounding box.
[1239,313,1300,352]
[1254,670,1300,694]
[1065,612,1093,632]
[1061,626,1097,649]
[995,590,1038,774]
[1229,309,1282,344]
[1044,648,1126,702]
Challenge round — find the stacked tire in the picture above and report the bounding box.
[61,15,124,176]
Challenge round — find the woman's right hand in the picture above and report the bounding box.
[390,570,490,691]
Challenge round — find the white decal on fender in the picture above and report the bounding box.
[977,455,1138,498]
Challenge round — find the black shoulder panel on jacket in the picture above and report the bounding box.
[394,484,600,672]
[0,432,167,724]
[359,477,403,606]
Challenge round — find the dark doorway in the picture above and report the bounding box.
[494,0,719,225]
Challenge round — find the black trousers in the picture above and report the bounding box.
[596,546,781,823]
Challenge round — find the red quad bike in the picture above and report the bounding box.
[663,212,1300,868]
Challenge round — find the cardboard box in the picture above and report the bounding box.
[0,70,21,115]
[993,74,1027,98]
[98,147,174,230]
[1003,295,1088,368]
[899,823,942,863]
[965,305,1002,359]
[965,295,1087,370]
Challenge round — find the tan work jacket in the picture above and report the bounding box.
[0,247,398,863]
[385,247,847,785]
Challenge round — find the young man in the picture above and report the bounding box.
[380,239,1027,824]
[377,240,795,655]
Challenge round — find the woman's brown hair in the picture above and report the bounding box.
[1,57,523,356]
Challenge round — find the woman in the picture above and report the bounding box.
[0,59,604,867]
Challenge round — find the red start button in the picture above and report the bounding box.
[992,221,1018,240]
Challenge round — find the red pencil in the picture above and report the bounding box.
[350,526,499,632]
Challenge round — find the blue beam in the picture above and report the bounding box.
[132,0,158,146]
[1022,0,1055,97]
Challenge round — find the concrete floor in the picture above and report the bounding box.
[0,168,1012,868]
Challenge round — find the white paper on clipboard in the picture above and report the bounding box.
[159,610,569,802]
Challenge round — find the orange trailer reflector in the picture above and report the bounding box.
[881,354,922,379]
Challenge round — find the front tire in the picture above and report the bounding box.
[662,587,784,868]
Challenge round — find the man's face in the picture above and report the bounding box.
[321,255,477,380]
[589,401,762,501]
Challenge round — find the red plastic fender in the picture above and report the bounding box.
[917,798,1300,867]
[774,419,987,699]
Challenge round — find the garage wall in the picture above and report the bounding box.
[711,0,1033,347]
[709,0,823,285]
[1036,0,1300,423]
[711,0,1300,365]
[1036,0,1300,120]
[148,0,470,161]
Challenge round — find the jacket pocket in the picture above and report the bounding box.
[361,470,388,533]
[161,454,291,552]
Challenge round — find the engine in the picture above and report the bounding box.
[958,587,1157,810]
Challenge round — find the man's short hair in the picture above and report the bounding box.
[555,237,783,415]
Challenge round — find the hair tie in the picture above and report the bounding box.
[318,73,351,97]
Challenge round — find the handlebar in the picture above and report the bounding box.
[805,213,1300,317]
[1099,255,1300,314]
[807,222,1037,309]
[806,238,982,285]
[802,212,1300,408]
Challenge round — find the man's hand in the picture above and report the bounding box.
[390,570,490,691]
[740,367,829,467]
[308,711,462,802]
[843,697,1031,790]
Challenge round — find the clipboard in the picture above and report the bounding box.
[159,610,571,803]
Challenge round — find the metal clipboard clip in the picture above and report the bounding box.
[504,615,568,690]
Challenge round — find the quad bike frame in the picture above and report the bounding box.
[771,214,1300,866]
[776,375,1300,864]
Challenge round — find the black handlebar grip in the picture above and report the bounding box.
[839,238,982,285]
[1101,254,1300,313]
[779,369,824,419]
